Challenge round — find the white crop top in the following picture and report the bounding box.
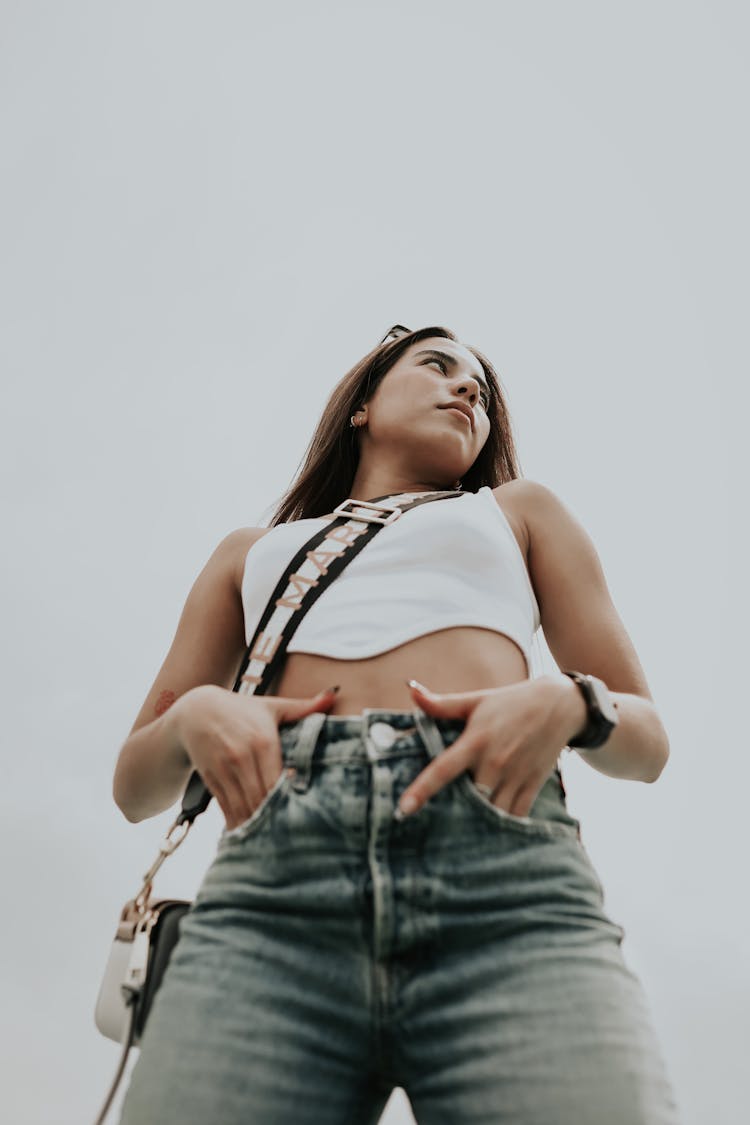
[240,485,542,677]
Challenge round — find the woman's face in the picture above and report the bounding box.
[361,336,492,481]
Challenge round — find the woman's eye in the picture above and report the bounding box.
[428,358,489,410]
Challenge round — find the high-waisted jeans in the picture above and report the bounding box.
[118,708,681,1124]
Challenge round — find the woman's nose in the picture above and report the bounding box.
[453,378,479,402]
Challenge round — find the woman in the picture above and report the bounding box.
[114,325,680,1123]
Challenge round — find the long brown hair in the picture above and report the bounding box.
[267,326,524,526]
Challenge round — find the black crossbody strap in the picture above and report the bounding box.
[177,489,464,824]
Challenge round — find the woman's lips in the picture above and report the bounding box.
[442,406,472,428]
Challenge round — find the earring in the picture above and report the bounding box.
[350,414,366,428]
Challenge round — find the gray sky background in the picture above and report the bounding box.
[2,3,747,1122]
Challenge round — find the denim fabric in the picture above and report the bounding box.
[119,707,681,1124]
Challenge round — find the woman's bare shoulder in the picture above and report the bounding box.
[489,478,546,559]
[491,478,566,538]
[491,477,552,509]
[494,479,587,539]
[219,526,272,592]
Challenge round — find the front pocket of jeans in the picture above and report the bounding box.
[457,773,580,839]
[219,769,292,845]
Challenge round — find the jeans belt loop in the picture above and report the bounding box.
[289,710,328,793]
[413,707,447,764]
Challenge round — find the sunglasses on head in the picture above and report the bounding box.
[377,324,412,346]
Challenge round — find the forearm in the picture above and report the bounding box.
[112,706,192,824]
[541,674,670,783]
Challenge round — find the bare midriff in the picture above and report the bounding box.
[269,626,531,715]
[264,488,534,714]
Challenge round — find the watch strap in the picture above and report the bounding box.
[562,670,616,750]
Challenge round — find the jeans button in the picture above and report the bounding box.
[369,722,397,750]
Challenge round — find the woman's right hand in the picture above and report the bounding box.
[170,683,339,830]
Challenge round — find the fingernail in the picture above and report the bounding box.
[405,679,426,692]
[395,794,418,820]
[324,684,340,695]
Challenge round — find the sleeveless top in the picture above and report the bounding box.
[240,485,541,677]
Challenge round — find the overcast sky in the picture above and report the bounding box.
[2,3,747,1122]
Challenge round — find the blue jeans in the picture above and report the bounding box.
[119,708,681,1124]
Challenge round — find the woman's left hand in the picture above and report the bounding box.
[397,676,577,819]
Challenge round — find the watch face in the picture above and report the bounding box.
[589,676,619,725]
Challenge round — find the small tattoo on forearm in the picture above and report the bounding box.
[155,690,177,717]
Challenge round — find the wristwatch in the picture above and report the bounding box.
[561,670,619,750]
